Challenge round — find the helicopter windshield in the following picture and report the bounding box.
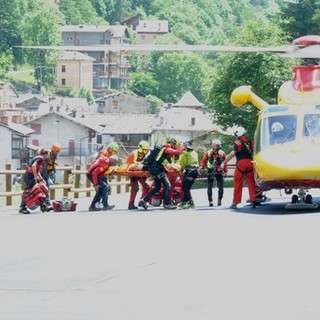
[303,114,320,139]
[263,115,297,146]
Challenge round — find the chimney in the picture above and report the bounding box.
[191,117,195,126]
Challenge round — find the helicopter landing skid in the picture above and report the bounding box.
[285,188,318,210]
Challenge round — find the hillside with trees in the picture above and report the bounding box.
[1,0,320,135]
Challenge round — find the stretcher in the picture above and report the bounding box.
[112,164,182,178]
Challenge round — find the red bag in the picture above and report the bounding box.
[24,181,48,210]
[52,198,77,212]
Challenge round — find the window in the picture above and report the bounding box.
[61,65,66,72]
[303,114,320,138]
[262,115,297,147]
[62,79,66,86]
[32,139,39,146]
[30,123,41,134]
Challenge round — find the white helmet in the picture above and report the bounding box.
[109,155,119,165]
[212,139,221,147]
[271,122,284,133]
[235,127,246,137]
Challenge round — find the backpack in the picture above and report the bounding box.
[143,146,163,168]
[24,181,48,210]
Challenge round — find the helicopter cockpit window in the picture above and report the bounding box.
[265,115,297,146]
[303,114,320,139]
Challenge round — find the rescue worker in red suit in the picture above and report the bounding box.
[126,140,150,210]
[222,127,257,209]
[96,141,119,159]
[86,154,119,211]
[138,137,186,210]
[19,148,51,214]
[199,139,228,207]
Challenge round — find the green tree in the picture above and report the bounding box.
[90,0,107,18]
[70,87,95,105]
[278,0,320,39]
[20,3,64,89]
[59,0,105,24]
[206,20,292,137]
[146,94,163,114]
[0,0,24,64]
[104,0,133,24]
[0,52,13,79]
[152,52,209,103]
[127,71,159,97]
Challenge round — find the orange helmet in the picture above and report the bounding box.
[51,143,61,152]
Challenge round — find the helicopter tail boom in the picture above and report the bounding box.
[230,85,270,111]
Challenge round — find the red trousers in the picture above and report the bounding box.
[129,177,149,206]
[233,158,256,204]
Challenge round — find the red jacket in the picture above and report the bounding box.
[163,143,185,156]
[87,157,112,186]
[200,149,228,173]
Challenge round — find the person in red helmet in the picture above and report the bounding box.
[138,137,186,210]
[222,127,257,209]
[126,140,150,210]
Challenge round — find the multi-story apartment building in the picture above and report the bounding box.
[135,20,169,44]
[56,51,95,91]
[60,25,131,90]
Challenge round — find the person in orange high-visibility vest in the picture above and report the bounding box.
[222,127,257,209]
[125,140,150,210]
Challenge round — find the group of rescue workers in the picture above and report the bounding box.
[18,125,258,214]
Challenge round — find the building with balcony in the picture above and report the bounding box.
[60,25,131,91]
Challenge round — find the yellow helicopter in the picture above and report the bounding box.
[17,35,320,209]
[230,35,320,209]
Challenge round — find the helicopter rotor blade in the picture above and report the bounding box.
[14,43,320,58]
[14,44,289,53]
[283,45,320,59]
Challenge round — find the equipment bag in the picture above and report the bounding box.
[52,198,77,212]
[24,181,48,210]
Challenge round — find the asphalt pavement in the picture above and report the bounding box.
[1,187,320,320]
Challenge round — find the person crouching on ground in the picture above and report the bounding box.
[87,155,119,211]
[19,148,51,214]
